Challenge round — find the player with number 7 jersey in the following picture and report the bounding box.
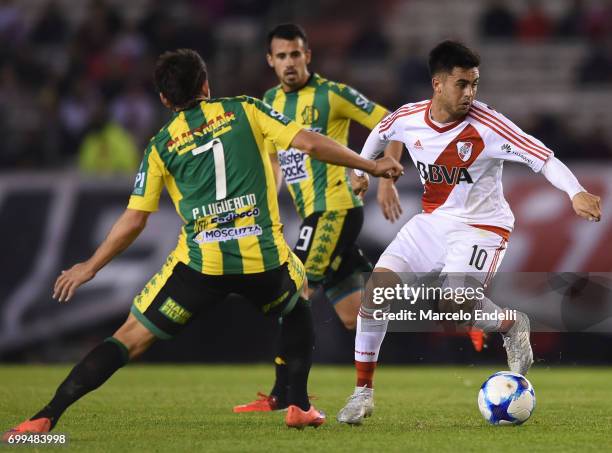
[4,49,403,438]
[130,94,302,276]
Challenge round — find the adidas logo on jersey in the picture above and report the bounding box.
[413,139,424,150]
[416,161,474,185]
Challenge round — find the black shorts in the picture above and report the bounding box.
[293,207,372,296]
[131,252,306,339]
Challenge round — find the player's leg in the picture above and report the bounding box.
[255,209,355,411]
[4,257,213,438]
[442,225,533,374]
[319,208,370,330]
[335,264,402,425]
[324,245,373,331]
[338,214,446,424]
[8,314,155,436]
[237,252,324,428]
[295,209,362,327]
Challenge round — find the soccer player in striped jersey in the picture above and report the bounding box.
[232,23,404,413]
[337,40,602,424]
[3,49,403,437]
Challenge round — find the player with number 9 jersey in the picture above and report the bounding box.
[3,49,404,436]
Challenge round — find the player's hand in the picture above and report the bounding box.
[351,171,370,198]
[572,191,601,222]
[371,156,404,179]
[377,178,403,223]
[53,262,96,303]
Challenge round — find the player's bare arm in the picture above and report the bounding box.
[350,117,394,197]
[377,140,404,222]
[290,129,403,178]
[53,209,150,302]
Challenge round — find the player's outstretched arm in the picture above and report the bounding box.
[290,129,403,178]
[377,140,404,222]
[53,208,151,302]
[350,121,393,197]
[541,156,601,222]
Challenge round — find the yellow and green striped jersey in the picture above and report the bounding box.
[127,96,302,275]
[264,73,388,218]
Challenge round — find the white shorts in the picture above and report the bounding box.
[376,213,508,286]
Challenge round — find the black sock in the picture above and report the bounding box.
[31,338,129,429]
[280,298,314,411]
[269,355,288,408]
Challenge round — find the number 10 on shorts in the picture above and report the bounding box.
[469,245,488,270]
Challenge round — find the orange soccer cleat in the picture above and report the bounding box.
[2,418,51,442]
[468,328,487,352]
[285,405,326,429]
[233,392,281,413]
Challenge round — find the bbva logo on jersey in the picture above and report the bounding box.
[416,161,474,185]
[456,141,473,162]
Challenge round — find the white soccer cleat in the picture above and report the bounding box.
[336,386,374,425]
[502,311,534,375]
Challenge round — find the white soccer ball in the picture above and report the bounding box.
[478,371,536,425]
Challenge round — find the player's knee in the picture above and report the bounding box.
[438,297,477,322]
[113,314,156,361]
[299,278,311,299]
[341,316,357,331]
[335,305,357,330]
[306,286,314,298]
[364,267,399,310]
[437,275,482,324]
[438,297,478,314]
[331,292,360,330]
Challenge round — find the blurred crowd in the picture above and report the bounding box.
[479,0,612,85]
[0,0,610,172]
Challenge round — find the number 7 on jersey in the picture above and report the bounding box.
[193,139,227,200]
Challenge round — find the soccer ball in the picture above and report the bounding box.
[478,371,536,425]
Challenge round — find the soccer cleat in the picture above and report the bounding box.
[285,405,325,429]
[336,386,374,425]
[232,392,282,413]
[501,311,534,376]
[2,418,51,442]
[468,328,487,352]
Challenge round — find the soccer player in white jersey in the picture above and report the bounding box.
[337,40,602,425]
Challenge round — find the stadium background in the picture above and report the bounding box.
[1,0,610,366]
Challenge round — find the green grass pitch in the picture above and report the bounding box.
[1,365,611,452]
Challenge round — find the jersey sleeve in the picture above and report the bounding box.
[329,83,388,129]
[245,97,303,150]
[375,104,412,142]
[264,138,278,154]
[476,105,553,173]
[127,143,166,212]
[353,120,393,177]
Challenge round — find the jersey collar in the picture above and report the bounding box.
[424,101,465,133]
[283,73,317,95]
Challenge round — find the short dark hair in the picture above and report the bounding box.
[267,23,308,53]
[428,40,480,76]
[154,49,207,108]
